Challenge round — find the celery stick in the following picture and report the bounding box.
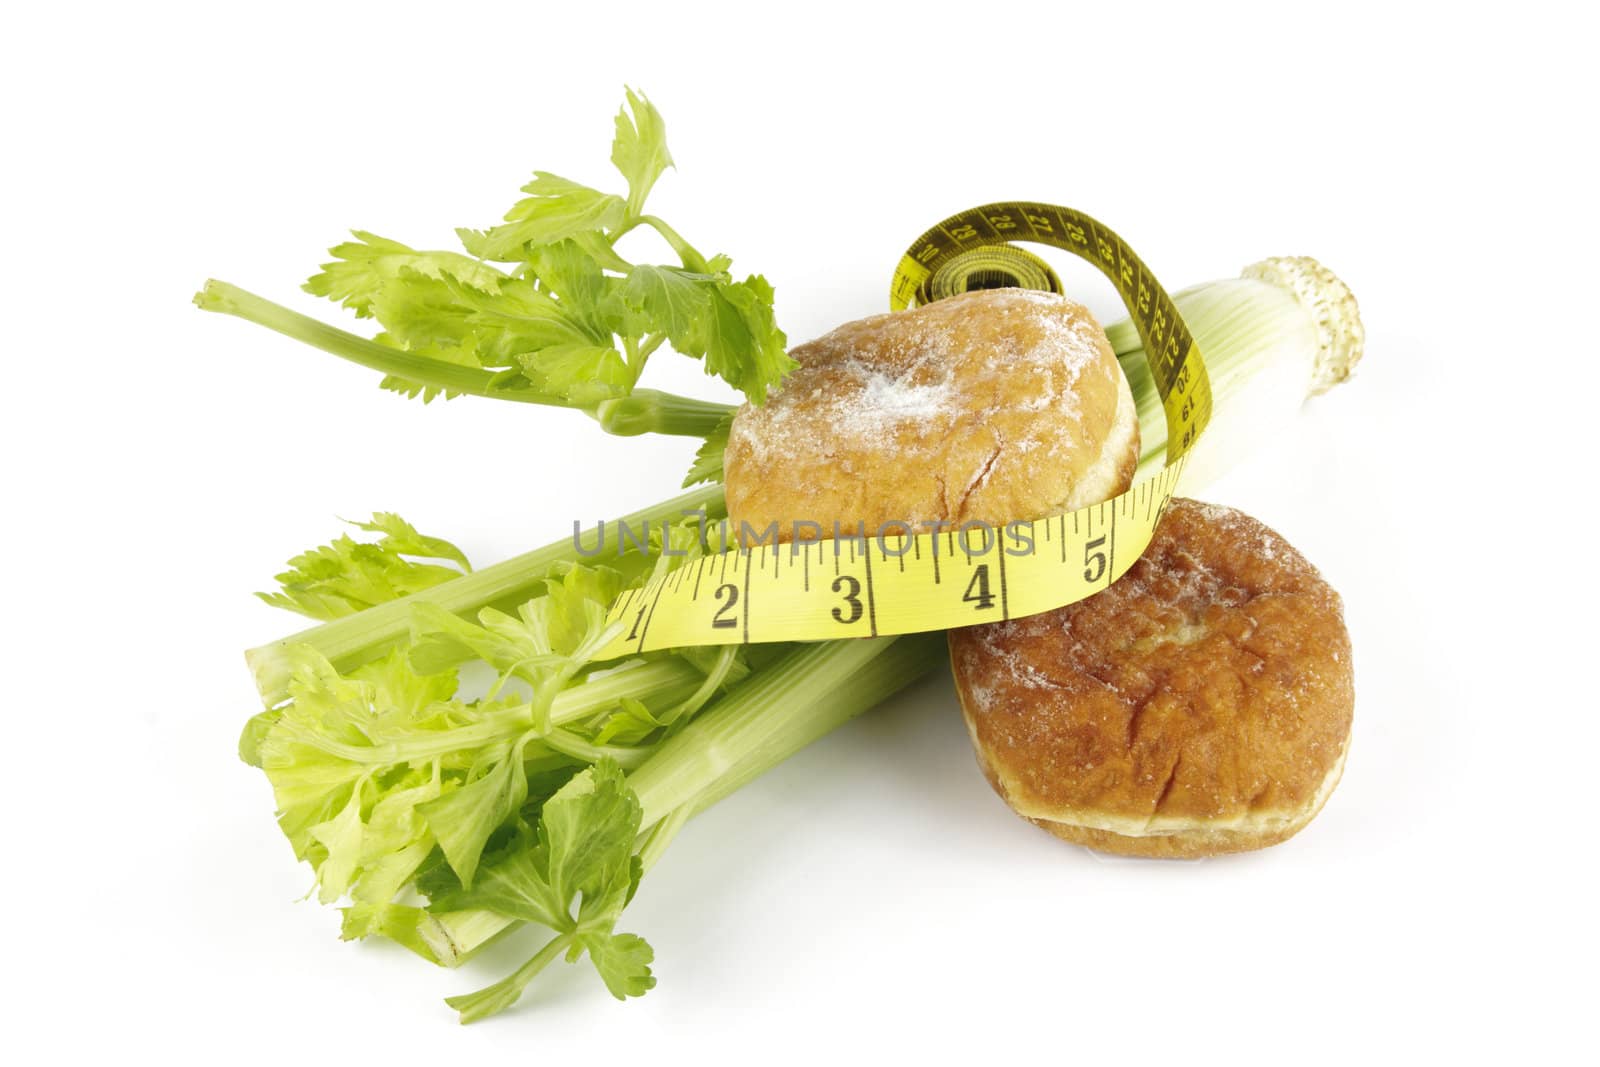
[678,635,944,819]
[629,635,944,828]
[422,633,943,965]
[247,485,726,704]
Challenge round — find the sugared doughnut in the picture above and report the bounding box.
[949,499,1353,858]
[723,288,1139,539]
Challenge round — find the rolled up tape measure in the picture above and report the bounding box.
[595,202,1212,658]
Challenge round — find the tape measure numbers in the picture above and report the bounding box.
[596,203,1212,658]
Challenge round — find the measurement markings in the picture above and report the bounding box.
[862,540,879,638]
[742,546,754,644]
[634,579,666,652]
[1106,499,1117,587]
[997,536,1010,621]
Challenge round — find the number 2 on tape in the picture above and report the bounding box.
[595,203,1210,659]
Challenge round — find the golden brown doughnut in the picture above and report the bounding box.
[723,288,1138,539]
[949,499,1353,858]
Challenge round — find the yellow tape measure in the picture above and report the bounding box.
[595,202,1212,658]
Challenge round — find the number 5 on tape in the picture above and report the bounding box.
[595,203,1208,659]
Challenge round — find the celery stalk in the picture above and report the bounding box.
[196,281,737,437]
[675,634,944,819]
[246,484,727,704]
[419,633,943,965]
[1107,256,1364,489]
[629,635,942,828]
[196,281,568,406]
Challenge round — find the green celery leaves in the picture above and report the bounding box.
[210,90,821,1024]
[458,174,628,262]
[245,516,750,1020]
[612,87,673,215]
[434,759,656,1022]
[257,513,471,621]
[290,89,791,414]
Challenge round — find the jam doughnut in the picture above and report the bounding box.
[950,499,1353,857]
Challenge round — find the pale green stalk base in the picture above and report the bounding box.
[1107,258,1364,490]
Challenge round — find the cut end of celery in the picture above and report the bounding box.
[418,909,518,968]
[193,278,237,313]
[1241,256,1365,395]
[245,642,293,706]
[417,912,465,969]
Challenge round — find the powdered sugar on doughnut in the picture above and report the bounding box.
[947,497,1352,846]
[723,288,1133,536]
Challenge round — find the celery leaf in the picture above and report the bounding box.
[584,932,656,999]
[702,274,793,404]
[611,89,672,215]
[516,344,629,403]
[258,513,470,620]
[682,409,733,487]
[458,173,626,262]
[623,264,711,348]
[432,759,655,1020]
[418,754,529,890]
[305,232,507,318]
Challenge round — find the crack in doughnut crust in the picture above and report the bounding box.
[723,289,1137,539]
[949,499,1354,858]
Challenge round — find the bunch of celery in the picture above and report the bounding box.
[242,508,937,1021]
[206,91,941,1022]
[201,90,1363,1023]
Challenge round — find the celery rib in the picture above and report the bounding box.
[628,635,943,828]
[197,281,734,437]
[196,281,572,405]
[423,633,945,964]
[247,485,727,704]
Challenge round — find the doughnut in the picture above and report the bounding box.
[723,288,1139,539]
[949,499,1353,858]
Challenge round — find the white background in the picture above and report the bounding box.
[6,1,1595,1061]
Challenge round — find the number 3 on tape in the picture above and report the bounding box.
[596,203,1210,659]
